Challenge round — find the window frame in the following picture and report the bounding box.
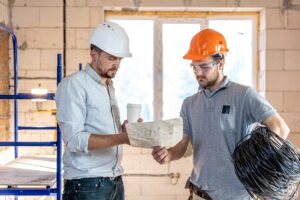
[106,11,259,120]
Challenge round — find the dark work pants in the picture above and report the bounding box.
[63,176,124,200]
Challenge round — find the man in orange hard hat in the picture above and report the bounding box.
[152,28,290,200]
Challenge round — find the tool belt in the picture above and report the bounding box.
[185,178,213,200]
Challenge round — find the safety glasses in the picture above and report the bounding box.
[190,61,218,73]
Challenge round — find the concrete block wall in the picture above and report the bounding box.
[0,0,10,164]
[0,0,9,24]
[65,0,104,74]
[3,0,300,199]
[8,0,62,156]
[259,4,300,146]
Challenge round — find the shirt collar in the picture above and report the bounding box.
[85,63,113,86]
[200,76,231,98]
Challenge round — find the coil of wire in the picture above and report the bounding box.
[232,126,300,200]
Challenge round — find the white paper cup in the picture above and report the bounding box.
[127,103,142,123]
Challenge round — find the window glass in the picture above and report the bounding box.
[109,17,256,121]
[162,23,200,119]
[112,20,154,122]
[209,20,254,87]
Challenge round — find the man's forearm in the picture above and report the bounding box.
[264,114,290,139]
[88,133,129,150]
[168,136,189,161]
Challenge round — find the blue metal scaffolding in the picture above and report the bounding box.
[0,24,62,200]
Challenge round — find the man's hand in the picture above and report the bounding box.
[122,118,143,145]
[152,146,171,165]
[152,136,189,164]
[121,120,130,145]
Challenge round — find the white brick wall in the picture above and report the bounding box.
[41,49,63,70]
[287,10,300,28]
[66,28,76,48]
[264,8,286,29]
[18,49,41,70]
[288,133,300,148]
[266,71,300,91]
[261,11,300,190]
[75,28,93,48]
[88,0,104,6]
[284,92,300,112]
[67,7,90,27]
[266,50,284,71]
[285,50,300,70]
[0,0,9,24]
[25,28,63,48]
[266,92,283,111]
[227,0,280,8]
[66,49,90,70]
[12,7,39,27]
[12,0,26,6]
[67,0,87,7]
[102,0,134,7]
[3,1,300,200]
[281,113,300,132]
[90,7,104,27]
[266,29,300,49]
[15,0,62,7]
[40,7,62,27]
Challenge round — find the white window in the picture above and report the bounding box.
[209,19,256,87]
[111,19,154,121]
[109,14,257,122]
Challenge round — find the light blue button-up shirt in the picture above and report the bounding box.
[55,64,123,180]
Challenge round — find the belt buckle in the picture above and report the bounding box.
[109,177,116,180]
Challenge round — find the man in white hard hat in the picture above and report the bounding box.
[56,22,132,200]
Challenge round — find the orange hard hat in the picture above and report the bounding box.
[183,28,229,60]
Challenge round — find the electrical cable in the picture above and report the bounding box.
[232,126,300,200]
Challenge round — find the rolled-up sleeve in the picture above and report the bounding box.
[55,78,91,153]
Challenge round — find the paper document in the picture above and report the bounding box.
[126,118,183,148]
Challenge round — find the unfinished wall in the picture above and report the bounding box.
[9,0,62,156]
[259,4,300,148]
[0,0,10,163]
[8,0,300,200]
[0,0,9,24]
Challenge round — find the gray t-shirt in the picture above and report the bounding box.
[180,78,276,200]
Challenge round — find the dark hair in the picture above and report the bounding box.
[90,44,102,53]
[211,54,224,61]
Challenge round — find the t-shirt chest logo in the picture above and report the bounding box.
[222,105,230,114]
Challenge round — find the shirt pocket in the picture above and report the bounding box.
[219,105,235,132]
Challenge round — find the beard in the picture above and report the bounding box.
[100,68,117,79]
[94,59,118,79]
[197,71,219,90]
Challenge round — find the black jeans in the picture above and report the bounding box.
[63,176,124,200]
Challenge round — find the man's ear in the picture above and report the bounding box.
[90,49,97,62]
[219,59,225,70]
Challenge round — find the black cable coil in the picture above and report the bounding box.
[232,126,300,200]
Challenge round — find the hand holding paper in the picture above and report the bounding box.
[125,118,183,148]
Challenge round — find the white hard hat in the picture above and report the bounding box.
[89,21,132,58]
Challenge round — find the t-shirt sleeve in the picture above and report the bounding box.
[244,87,276,123]
[180,99,191,139]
